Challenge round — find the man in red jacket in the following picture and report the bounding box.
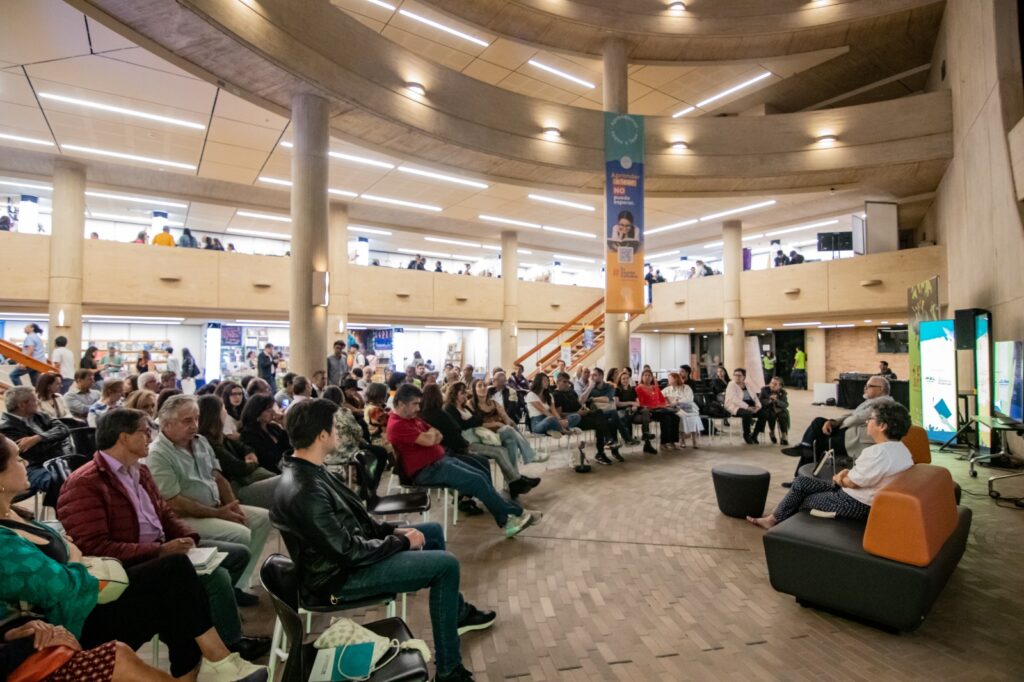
[56,408,270,662]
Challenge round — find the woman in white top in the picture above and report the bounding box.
[662,371,702,449]
[748,400,914,529]
[87,379,125,427]
[35,373,69,420]
[525,373,570,436]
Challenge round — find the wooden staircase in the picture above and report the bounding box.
[514,299,651,377]
[0,339,59,375]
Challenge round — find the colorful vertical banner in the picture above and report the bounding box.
[604,112,645,313]
[975,313,992,447]
[920,320,957,442]
[907,276,940,426]
[560,343,572,366]
[583,326,595,350]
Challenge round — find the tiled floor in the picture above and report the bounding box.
[171,391,1024,680]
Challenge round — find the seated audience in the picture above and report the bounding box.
[147,395,271,606]
[748,401,914,529]
[214,380,246,435]
[364,382,391,442]
[124,375,140,394]
[754,376,790,445]
[123,389,158,419]
[662,372,702,449]
[0,386,71,501]
[56,409,270,661]
[430,383,538,498]
[137,372,160,394]
[245,377,271,398]
[635,369,682,449]
[352,366,367,391]
[552,373,621,465]
[572,366,591,395]
[274,372,296,408]
[525,374,573,436]
[286,375,312,409]
[724,368,761,445]
[309,370,327,398]
[878,360,897,380]
[614,371,657,454]
[471,379,542,464]
[387,384,538,537]
[710,366,730,403]
[79,345,105,381]
[487,371,524,425]
[0,432,268,680]
[320,386,387,469]
[271,399,493,682]
[586,368,637,446]
[156,387,183,414]
[160,371,178,391]
[35,372,70,420]
[88,379,125,427]
[64,369,100,420]
[198,395,279,509]
[782,377,894,474]
[238,394,292,474]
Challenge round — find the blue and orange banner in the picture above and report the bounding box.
[604,112,645,313]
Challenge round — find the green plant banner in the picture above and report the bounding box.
[908,276,940,425]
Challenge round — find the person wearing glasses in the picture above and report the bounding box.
[781,377,894,485]
[747,401,914,529]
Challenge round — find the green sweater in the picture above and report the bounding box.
[0,525,98,638]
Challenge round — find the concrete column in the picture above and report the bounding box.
[602,37,631,370]
[805,328,826,388]
[48,161,85,356]
[500,231,519,370]
[327,203,349,352]
[722,219,745,372]
[289,93,330,378]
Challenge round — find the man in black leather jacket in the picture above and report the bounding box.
[0,386,71,502]
[270,399,494,682]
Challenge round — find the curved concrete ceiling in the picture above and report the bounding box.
[69,0,950,198]
[409,0,944,61]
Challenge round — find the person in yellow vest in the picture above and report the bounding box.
[152,225,175,247]
[762,351,776,384]
[791,347,807,390]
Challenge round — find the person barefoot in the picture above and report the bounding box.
[746,514,778,530]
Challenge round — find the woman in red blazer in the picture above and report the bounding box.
[634,369,681,449]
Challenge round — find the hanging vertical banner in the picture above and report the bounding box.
[920,320,957,442]
[604,112,645,313]
[560,343,572,366]
[583,326,595,349]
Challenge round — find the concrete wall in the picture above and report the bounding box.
[921,0,1024,341]
[824,327,909,383]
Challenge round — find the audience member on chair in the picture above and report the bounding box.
[198,395,280,510]
[270,398,495,682]
[552,373,622,465]
[0,386,71,502]
[754,376,790,446]
[663,372,702,449]
[0,432,268,682]
[635,369,682,449]
[387,384,538,538]
[55,409,271,663]
[724,368,761,445]
[748,401,914,529]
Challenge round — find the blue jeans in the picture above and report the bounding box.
[413,457,522,527]
[333,523,468,677]
[27,465,54,504]
[530,415,562,434]
[499,425,538,464]
[9,366,38,386]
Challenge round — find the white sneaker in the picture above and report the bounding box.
[531,451,550,463]
[197,653,268,682]
[526,509,544,525]
[504,512,535,538]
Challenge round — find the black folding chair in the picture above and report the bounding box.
[353,449,431,522]
[260,554,427,682]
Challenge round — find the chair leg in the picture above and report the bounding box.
[268,618,284,680]
[452,489,459,527]
[150,635,160,668]
[401,593,408,620]
[386,599,396,618]
[442,489,449,540]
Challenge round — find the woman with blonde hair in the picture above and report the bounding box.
[663,372,702,449]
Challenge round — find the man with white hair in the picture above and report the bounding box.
[0,386,71,500]
[146,394,272,606]
[138,371,161,393]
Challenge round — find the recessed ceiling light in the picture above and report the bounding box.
[700,199,777,222]
[63,144,196,170]
[361,194,443,212]
[0,180,52,191]
[425,236,481,248]
[542,127,561,140]
[741,233,766,242]
[703,241,724,249]
[689,327,695,331]
[227,227,290,240]
[236,210,291,223]
[405,82,426,96]
[543,225,596,239]
[85,191,187,208]
[348,225,392,236]
[518,249,533,255]
[552,254,595,263]
[0,132,54,146]
[782,321,822,327]
[765,219,839,236]
[767,327,773,331]
[880,320,890,324]
[647,218,698,235]
[527,60,596,89]
[39,92,206,130]
[670,140,689,152]
[647,250,681,260]
[87,212,158,225]
[528,193,594,212]
[816,133,838,146]
[258,176,292,187]
[328,188,359,198]
[364,0,396,9]
[864,319,873,323]
[479,214,541,229]
[398,9,490,47]
[398,166,488,189]
[672,72,772,118]
[667,2,686,11]
[329,151,394,170]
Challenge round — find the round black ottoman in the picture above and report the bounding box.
[712,463,770,518]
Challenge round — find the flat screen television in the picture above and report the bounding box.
[993,340,1023,422]
[817,231,853,251]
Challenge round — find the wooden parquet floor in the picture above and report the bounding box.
[233,392,1024,681]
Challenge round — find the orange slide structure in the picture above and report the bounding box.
[0,339,59,374]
